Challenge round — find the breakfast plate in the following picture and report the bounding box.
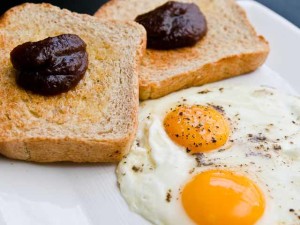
[0,1,299,225]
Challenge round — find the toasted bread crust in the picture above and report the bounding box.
[95,0,270,100]
[139,48,269,100]
[0,137,130,162]
[0,3,146,162]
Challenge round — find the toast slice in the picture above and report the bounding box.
[95,0,269,100]
[0,3,146,162]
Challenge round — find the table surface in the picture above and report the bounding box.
[0,0,299,28]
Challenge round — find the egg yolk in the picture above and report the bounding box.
[164,105,229,153]
[182,170,265,225]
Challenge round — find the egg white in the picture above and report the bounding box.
[117,84,300,225]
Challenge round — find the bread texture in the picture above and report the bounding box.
[95,0,270,100]
[0,3,146,162]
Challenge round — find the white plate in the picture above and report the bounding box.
[0,1,299,225]
[240,0,300,90]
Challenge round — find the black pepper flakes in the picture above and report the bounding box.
[196,123,203,128]
[207,104,225,113]
[132,165,142,172]
[249,134,267,142]
[189,168,195,174]
[273,144,282,151]
[211,137,217,143]
[194,153,213,167]
[198,89,210,94]
[166,189,172,203]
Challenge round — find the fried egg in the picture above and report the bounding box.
[117,84,300,225]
